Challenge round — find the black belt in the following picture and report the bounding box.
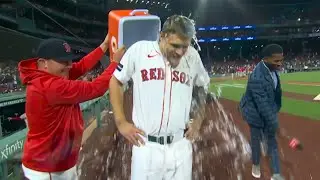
[148,135,173,145]
[148,129,188,145]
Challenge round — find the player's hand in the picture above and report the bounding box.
[185,120,201,142]
[112,46,126,63]
[117,121,145,146]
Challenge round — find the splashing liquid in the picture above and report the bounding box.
[191,93,251,179]
[78,87,252,180]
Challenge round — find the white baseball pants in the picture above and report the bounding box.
[22,164,78,180]
[130,137,192,180]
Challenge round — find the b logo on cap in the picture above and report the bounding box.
[63,42,71,53]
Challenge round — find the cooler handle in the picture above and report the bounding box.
[129,9,149,16]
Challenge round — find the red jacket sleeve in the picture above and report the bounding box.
[45,62,118,105]
[69,47,105,80]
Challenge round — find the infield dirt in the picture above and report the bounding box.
[283,91,317,102]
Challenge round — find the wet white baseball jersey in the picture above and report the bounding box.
[113,41,210,136]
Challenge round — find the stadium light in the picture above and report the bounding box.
[120,0,169,8]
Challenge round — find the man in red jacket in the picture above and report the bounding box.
[18,35,125,179]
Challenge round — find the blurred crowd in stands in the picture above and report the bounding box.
[0,60,104,94]
[284,52,320,71]
[204,52,320,76]
[0,61,23,94]
[80,64,104,82]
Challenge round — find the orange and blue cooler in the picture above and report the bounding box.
[108,9,161,61]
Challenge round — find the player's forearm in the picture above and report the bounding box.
[109,77,127,127]
[74,42,108,74]
[99,42,108,53]
[69,46,106,80]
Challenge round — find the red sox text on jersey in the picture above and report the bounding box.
[140,68,191,86]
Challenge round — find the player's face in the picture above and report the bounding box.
[266,53,284,71]
[161,33,191,67]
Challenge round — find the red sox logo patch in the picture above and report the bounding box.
[63,42,71,53]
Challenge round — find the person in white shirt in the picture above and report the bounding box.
[109,15,210,180]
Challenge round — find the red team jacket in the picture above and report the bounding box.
[18,47,117,172]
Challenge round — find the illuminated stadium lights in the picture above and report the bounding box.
[122,0,169,8]
[197,25,256,31]
[197,36,256,42]
[222,38,229,41]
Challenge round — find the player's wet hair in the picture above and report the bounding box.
[161,15,196,39]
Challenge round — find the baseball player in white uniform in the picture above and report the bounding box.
[109,15,210,180]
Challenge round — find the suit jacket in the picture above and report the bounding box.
[239,61,282,128]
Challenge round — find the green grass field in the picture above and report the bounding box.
[210,71,320,120]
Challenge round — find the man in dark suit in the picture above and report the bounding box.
[239,44,284,180]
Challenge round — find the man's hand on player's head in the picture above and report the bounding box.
[185,119,201,142]
[117,121,145,147]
